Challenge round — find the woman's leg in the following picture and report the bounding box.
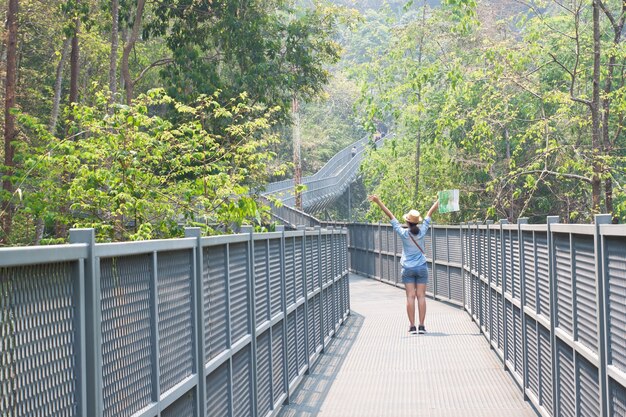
[404,283,417,326]
[416,283,427,326]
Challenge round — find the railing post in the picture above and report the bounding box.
[69,229,102,417]
[149,251,161,405]
[297,225,310,375]
[468,222,475,320]
[394,225,399,285]
[276,224,290,406]
[486,220,494,347]
[315,225,323,353]
[517,217,529,400]
[460,223,466,312]
[546,216,559,417]
[240,225,257,417]
[474,221,482,331]
[444,227,452,300]
[500,219,509,370]
[184,227,206,417]
[431,222,437,299]
[595,214,612,417]
[378,221,382,282]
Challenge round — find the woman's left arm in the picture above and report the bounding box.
[426,200,439,218]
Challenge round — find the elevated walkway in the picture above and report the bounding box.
[264,135,386,216]
[280,275,537,417]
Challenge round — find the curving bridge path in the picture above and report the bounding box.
[263,135,386,227]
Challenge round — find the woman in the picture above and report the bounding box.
[367,195,439,334]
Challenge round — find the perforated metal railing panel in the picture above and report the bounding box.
[203,245,228,363]
[606,236,626,374]
[1,262,78,417]
[573,235,598,353]
[555,233,574,334]
[100,255,153,417]
[205,361,230,415]
[161,388,196,417]
[157,250,194,395]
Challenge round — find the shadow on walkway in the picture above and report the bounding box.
[278,313,364,417]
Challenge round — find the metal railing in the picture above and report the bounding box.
[348,216,626,417]
[260,197,321,230]
[0,225,349,417]
[264,135,386,213]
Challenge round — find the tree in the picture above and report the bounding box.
[109,0,119,105]
[121,0,146,104]
[145,1,342,117]
[2,0,19,243]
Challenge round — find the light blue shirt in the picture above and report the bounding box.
[391,217,431,268]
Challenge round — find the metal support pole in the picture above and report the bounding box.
[184,227,206,417]
[500,219,509,370]
[277,225,290,406]
[297,225,310,375]
[595,214,612,417]
[315,225,323,353]
[431,223,437,299]
[69,229,103,417]
[546,216,559,417]
[149,252,161,403]
[517,217,529,400]
[486,220,494,347]
[393,226,399,285]
[378,222,382,282]
[240,225,257,417]
[460,223,466,312]
[69,229,92,417]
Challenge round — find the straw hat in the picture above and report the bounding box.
[402,209,423,224]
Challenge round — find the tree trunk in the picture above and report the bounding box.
[505,126,513,220]
[49,37,71,134]
[2,0,19,244]
[599,2,626,220]
[121,0,146,105]
[58,8,81,239]
[414,0,427,204]
[69,19,80,109]
[590,1,602,213]
[292,96,302,210]
[109,0,119,106]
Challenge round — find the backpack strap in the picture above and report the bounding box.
[408,234,424,254]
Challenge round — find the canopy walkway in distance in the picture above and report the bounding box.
[263,134,386,228]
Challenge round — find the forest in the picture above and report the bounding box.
[0,0,625,245]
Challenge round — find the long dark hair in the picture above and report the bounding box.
[407,222,420,235]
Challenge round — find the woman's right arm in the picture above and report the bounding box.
[368,195,396,221]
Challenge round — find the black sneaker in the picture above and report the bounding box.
[418,325,426,334]
[409,325,417,335]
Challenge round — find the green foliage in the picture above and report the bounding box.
[146,0,343,116]
[7,89,287,244]
[350,0,626,224]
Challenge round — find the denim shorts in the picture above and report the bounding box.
[401,264,429,285]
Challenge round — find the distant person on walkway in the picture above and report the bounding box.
[367,195,439,335]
